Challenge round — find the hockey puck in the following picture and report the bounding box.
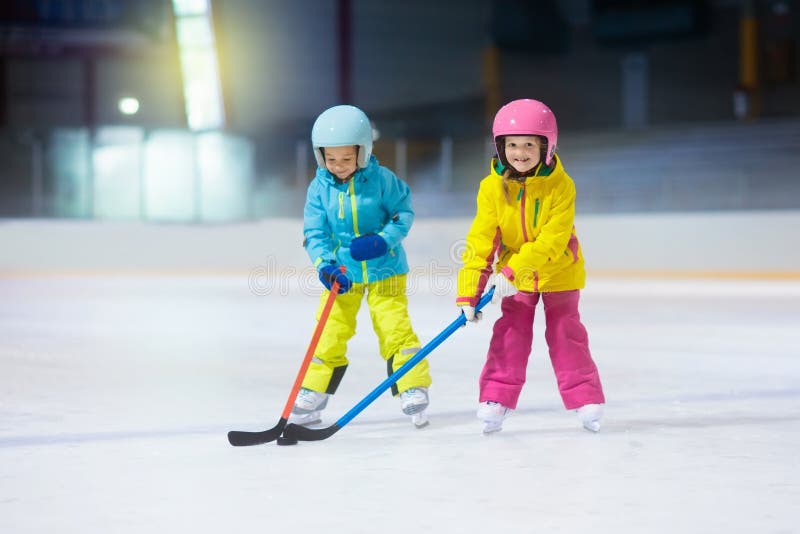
[276,436,298,446]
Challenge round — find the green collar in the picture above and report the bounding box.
[494,159,553,178]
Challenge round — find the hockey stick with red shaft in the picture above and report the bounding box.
[227,276,342,446]
[281,286,495,442]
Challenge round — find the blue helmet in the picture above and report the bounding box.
[311,105,373,169]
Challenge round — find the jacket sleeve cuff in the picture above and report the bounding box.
[456,296,472,305]
[315,257,337,269]
[376,230,395,249]
[456,296,480,307]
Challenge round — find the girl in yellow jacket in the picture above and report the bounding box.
[456,99,605,434]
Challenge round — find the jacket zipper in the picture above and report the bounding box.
[519,184,528,242]
[348,180,369,283]
[338,191,345,219]
[533,199,540,290]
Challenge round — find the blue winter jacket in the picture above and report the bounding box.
[303,155,413,284]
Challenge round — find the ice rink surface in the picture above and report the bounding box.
[1,274,799,533]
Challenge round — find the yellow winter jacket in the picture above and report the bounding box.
[456,156,586,305]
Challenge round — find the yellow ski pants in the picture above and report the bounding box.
[301,274,431,396]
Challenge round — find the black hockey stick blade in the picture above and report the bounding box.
[227,418,287,446]
[281,422,341,442]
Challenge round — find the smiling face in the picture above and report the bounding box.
[503,135,542,174]
[323,145,358,180]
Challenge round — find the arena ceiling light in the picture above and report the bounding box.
[118,97,140,116]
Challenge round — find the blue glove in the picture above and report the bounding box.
[318,264,352,294]
[350,234,388,261]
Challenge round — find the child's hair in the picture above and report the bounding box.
[501,168,514,204]
[319,145,359,159]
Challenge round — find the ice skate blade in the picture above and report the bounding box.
[481,422,503,434]
[582,421,600,433]
[412,412,429,429]
[287,414,322,427]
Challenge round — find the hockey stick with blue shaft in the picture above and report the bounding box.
[227,276,342,446]
[282,286,495,442]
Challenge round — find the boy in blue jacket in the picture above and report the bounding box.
[291,105,431,428]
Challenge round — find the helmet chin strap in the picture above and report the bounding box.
[505,170,524,181]
[506,164,533,181]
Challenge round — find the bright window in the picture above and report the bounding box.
[172,0,225,131]
[172,0,210,17]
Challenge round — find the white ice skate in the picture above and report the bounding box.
[411,411,430,429]
[287,410,322,426]
[400,387,430,428]
[477,401,511,434]
[288,388,329,426]
[293,388,329,413]
[400,387,429,415]
[575,403,603,432]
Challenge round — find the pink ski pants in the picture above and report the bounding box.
[479,289,605,410]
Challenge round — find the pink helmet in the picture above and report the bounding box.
[492,99,558,165]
